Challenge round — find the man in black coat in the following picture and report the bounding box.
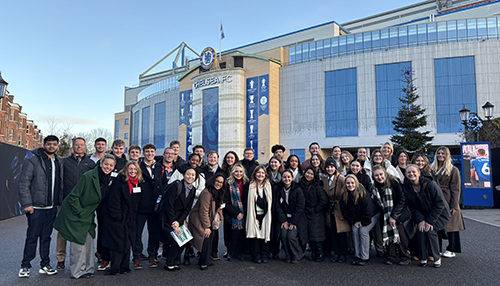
[241,148,259,179]
[56,137,95,270]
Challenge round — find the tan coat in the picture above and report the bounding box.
[434,166,465,232]
[322,174,350,233]
[188,189,223,252]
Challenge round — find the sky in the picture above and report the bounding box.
[1,0,423,135]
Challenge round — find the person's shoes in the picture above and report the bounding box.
[398,259,410,265]
[223,252,228,258]
[174,265,181,271]
[330,253,338,262]
[420,260,428,267]
[442,250,456,258]
[81,273,95,278]
[376,252,385,258]
[261,255,269,263]
[18,267,30,278]
[133,259,142,270]
[336,255,346,263]
[39,265,58,275]
[119,268,131,274]
[57,261,65,270]
[211,253,220,260]
[164,265,175,272]
[428,256,434,261]
[95,252,103,263]
[357,259,369,266]
[104,270,117,276]
[315,254,324,262]
[97,261,110,271]
[140,253,148,261]
[351,258,361,265]
[291,258,302,264]
[433,258,442,268]
[148,258,158,268]
[385,259,394,265]
[253,258,262,264]
[183,258,191,266]
[200,265,208,271]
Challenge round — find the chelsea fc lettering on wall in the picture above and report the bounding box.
[193,75,233,89]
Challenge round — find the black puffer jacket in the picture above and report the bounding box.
[61,154,95,198]
[19,148,63,209]
[340,190,373,227]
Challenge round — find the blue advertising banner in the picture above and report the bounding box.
[258,74,269,116]
[186,90,193,156]
[246,77,258,160]
[202,87,219,154]
[460,142,493,207]
[179,91,186,125]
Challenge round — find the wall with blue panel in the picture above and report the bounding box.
[289,149,306,163]
[325,68,358,137]
[202,87,219,153]
[133,111,139,145]
[141,106,150,146]
[434,56,477,133]
[154,102,166,148]
[375,61,411,135]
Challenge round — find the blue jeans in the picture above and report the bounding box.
[21,208,57,268]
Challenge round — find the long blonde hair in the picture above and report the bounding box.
[119,161,144,182]
[430,146,453,176]
[226,163,249,185]
[342,174,366,205]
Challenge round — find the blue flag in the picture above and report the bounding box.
[220,23,225,40]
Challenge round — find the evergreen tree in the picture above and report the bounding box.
[390,68,433,154]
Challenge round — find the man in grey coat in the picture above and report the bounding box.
[18,135,62,278]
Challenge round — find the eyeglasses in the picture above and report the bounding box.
[45,142,58,146]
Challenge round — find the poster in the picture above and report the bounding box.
[460,142,493,207]
[246,77,258,160]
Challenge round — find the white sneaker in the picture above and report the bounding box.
[39,265,58,275]
[442,250,456,258]
[18,267,30,278]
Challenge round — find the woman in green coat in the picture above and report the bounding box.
[53,156,116,279]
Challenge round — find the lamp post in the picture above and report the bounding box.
[482,101,495,121]
[459,102,496,142]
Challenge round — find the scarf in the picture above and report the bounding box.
[230,181,245,230]
[98,167,111,195]
[373,182,400,245]
[127,177,139,194]
[268,169,282,185]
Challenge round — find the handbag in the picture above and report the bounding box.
[212,212,221,230]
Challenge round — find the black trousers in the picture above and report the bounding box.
[134,213,159,260]
[417,229,440,260]
[109,247,131,274]
[198,232,214,266]
[211,228,219,255]
[249,238,269,260]
[96,210,110,261]
[21,208,57,268]
[228,229,245,257]
[330,219,348,255]
[386,223,411,261]
[164,232,183,266]
[439,231,462,253]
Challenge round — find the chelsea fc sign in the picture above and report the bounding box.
[200,47,217,70]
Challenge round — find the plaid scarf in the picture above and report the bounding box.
[230,181,244,230]
[373,185,400,245]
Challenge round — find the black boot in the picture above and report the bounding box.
[308,242,317,261]
[316,242,324,262]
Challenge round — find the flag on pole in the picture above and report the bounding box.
[220,23,225,40]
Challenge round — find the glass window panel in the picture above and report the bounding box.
[372,30,380,48]
[323,39,331,56]
[408,25,418,43]
[447,20,457,39]
[390,28,398,46]
[467,19,477,38]
[295,45,302,61]
[477,18,487,37]
[302,43,309,61]
[363,32,372,50]
[418,24,427,43]
[331,37,339,55]
[289,46,295,63]
[381,29,389,47]
[427,23,437,41]
[338,36,347,54]
[487,17,497,35]
[346,35,355,53]
[437,22,447,42]
[310,42,316,59]
[398,27,408,45]
[316,40,323,57]
[355,34,363,51]
[457,20,467,40]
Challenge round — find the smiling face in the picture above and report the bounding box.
[95,141,107,153]
[382,144,392,157]
[341,153,350,164]
[436,149,446,163]
[414,156,427,170]
[171,144,180,155]
[143,148,156,162]
[43,140,59,155]
[309,144,320,155]
[269,158,281,171]
[304,169,315,181]
[233,166,244,180]
[350,161,362,174]
[184,169,196,186]
[112,144,125,158]
[398,152,408,166]
[372,151,384,165]
[282,172,293,188]
[311,156,320,168]
[289,156,299,170]
[127,164,138,179]
[357,148,367,161]
[129,149,141,161]
[72,139,86,156]
[194,147,205,160]
[373,169,386,184]
[225,153,235,167]
[255,168,266,183]
[332,147,341,160]
[189,155,200,168]
[244,149,254,161]
[100,158,116,174]
[207,152,219,167]
[346,177,356,192]
[326,165,336,176]
[406,165,420,184]
[214,176,224,191]
[163,149,175,164]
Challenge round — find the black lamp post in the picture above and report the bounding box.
[459,102,496,142]
[482,101,495,121]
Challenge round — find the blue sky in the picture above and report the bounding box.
[1,0,422,135]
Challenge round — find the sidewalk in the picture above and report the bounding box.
[462,208,500,228]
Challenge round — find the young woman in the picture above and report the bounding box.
[274,170,307,263]
[188,173,225,270]
[402,165,450,268]
[348,159,374,193]
[430,146,465,258]
[340,175,376,266]
[381,142,397,167]
[285,154,303,183]
[246,165,273,263]
[101,161,143,275]
[223,163,249,260]
[322,158,349,263]
[331,146,342,168]
[310,154,326,179]
[267,155,284,187]
[395,150,409,182]
[370,149,400,181]
[371,165,413,265]
[339,151,353,176]
[299,166,328,262]
[53,156,116,279]
[411,153,432,176]
[221,151,240,178]
[160,168,197,271]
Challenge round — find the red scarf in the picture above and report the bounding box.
[236,179,243,197]
[127,177,139,194]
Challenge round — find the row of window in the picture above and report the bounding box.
[137,75,180,102]
[290,17,500,65]
[132,102,167,148]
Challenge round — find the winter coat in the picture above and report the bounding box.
[188,189,223,251]
[274,182,308,244]
[61,154,95,198]
[19,147,62,209]
[54,167,101,245]
[137,161,164,214]
[340,190,373,227]
[241,159,259,179]
[322,174,350,233]
[403,176,450,231]
[101,174,141,252]
[300,181,328,242]
[160,180,196,240]
[223,181,249,221]
[434,166,465,232]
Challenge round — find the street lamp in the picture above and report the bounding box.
[482,101,495,121]
[459,105,470,123]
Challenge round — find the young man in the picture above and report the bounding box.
[271,144,286,160]
[19,135,62,278]
[241,148,259,179]
[133,144,164,269]
[202,150,223,180]
[90,137,107,163]
[169,140,186,168]
[301,142,321,169]
[470,148,491,188]
[128,145,142,162]
[193,145,206,168]
[110,139,127,174]
[56,138,95,270]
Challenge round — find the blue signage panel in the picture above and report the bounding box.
[202,87,219,154]
[246,77,258,160]
[186,90,193,156]
[460,142,493,207]
[258,74,269,116]
[179,91,186,125]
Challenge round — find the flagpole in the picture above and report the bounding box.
[219,21,222,69]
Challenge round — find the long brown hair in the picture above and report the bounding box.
[119,161,143,182]
[342,174,365,205]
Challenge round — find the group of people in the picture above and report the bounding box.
[18,136,464,279]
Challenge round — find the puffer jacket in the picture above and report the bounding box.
[61,154,95,198]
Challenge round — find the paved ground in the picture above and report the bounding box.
[1,210,499,286]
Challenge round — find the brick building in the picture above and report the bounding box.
[0,73,43,149]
